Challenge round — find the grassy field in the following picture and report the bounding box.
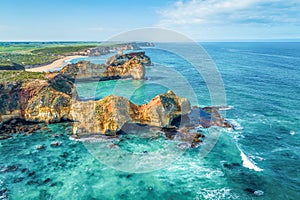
[0,70,46,83]
[0,54,59,67]
[0,42,146,69]
[0,42,101,68]
[31,45,98,55]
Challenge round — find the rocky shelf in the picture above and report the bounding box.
[0,51,231,147]
[60,51,151,82]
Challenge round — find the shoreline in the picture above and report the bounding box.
[25,55,87,72]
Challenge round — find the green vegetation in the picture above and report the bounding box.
[0,42,101,53]
[0,45,38,54]
[0,70,46,83]
[0,42,143,70]
[0,54,59,67]
[31,45,97,55]
[0,42,101,68]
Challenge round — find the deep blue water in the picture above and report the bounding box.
[0,42,299,199]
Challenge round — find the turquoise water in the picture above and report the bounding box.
[1,43,300,199]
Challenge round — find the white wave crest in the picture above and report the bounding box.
[238,147,263,172]
[226,119,243,130]
[290,130,295,135]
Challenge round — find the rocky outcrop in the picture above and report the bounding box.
[171,107,232,129]
[0,118,44,140]
[0,81,22,122]
[71,90,191,136]
[132,90,191,127]
[0,74,76,126]
[70,90,231,147]
[0,48,231,148]
[60,52,150,82]
[118,123,206,148]
[20,80,72,123]
[60,61,106,81]
[105,51,151,66]
[70,90,230,138]
[0,73,231,147]
[105,56,146,80]
[87,42,154,57]
[87,43,140,56]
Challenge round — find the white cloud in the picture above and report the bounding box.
[158,0,300,27]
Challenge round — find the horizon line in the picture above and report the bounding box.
[0,38,300,43]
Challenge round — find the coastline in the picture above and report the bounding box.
[25,55,87,72]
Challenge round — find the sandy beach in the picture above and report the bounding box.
[25,55,87,72]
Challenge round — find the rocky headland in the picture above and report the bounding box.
[60,51,150,81]
[70,90,231,147]
[0,78,231,146]
[0,51,231,147]
[86,42,153,57]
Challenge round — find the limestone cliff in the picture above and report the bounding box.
[60,52,150,82]
[87,42,154,57]
[1,75,231,138]
[71,90,191,136]
[0,49,231,145]
[0,73,76,124]
[0,81,22,122]
[105,51,151,66]
[87,43,140,56]
[70,90,231,137]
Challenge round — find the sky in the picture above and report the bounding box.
[0,0,300,41]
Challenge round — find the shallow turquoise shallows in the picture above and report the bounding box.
[0,42,299,200]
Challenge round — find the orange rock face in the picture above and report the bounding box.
[1,51,231,139]
[60,52,150,82]
[1,74,231,139]
[71,90,191,136]
[0,74,75,124]
[105,57,145,80]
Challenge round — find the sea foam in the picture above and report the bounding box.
[238,147,263,172]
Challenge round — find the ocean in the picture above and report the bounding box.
[0,42,299,199]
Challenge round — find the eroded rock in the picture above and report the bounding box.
[60,52,150,82]
[71,90,191,136]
